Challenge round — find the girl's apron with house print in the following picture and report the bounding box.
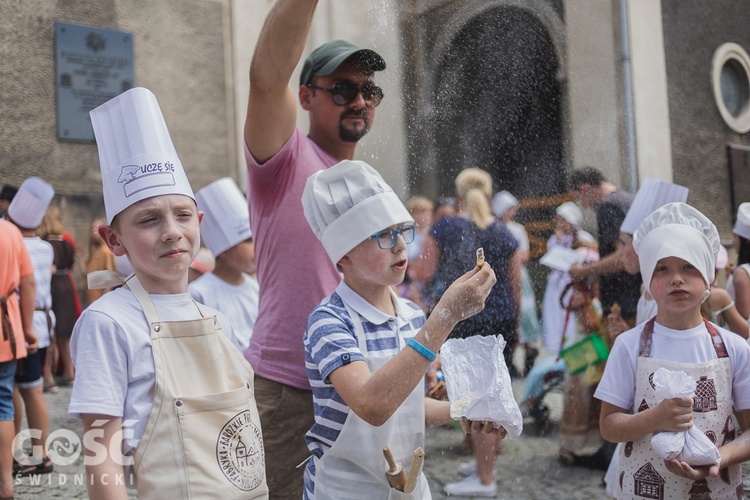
[616,318,741,499]
[121,275,268,499]
[311,303,431,499]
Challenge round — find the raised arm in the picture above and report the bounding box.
[245,0,318,162]
[330,264,496,426]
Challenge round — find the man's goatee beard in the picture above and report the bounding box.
[339,123,369,143]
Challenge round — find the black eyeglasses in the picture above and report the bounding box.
[306,80,384,107]
[369,225,415,250]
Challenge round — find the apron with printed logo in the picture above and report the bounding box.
[312,303,431,499]
[616,318,741,499]
[123,275,268,499]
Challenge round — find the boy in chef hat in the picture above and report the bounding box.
[6,177,55,476]
[189,177,258,352]
[595,202,750,498]
[300,159,504,499]
[69,88,267,498]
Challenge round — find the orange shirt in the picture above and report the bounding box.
[0,219,32,362]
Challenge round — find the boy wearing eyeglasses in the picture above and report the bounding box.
[244,1,389,496]
[300,160,505,499]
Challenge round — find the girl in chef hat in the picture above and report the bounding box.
[595,202,750,498]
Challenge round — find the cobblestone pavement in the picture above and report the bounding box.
[13,379,598,499]
[13,380,750,499]
[423,383,608,499]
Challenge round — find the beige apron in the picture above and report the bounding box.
[124,275,268,499]
[311,302,431,499]
[616,318,742,499]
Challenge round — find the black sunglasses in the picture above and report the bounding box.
[306,80,384,107]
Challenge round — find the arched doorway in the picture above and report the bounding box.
[430,6,565,200]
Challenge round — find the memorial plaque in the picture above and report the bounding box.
[55,22,134,142]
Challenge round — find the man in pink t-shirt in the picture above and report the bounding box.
[244,1,386,496]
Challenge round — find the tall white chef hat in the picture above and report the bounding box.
[492,190,518,218]
[633,202,720,296]
[620,178,689,235]
[90,87,194,224]
[196,177,252,257]
[7,177,55,230]
[302,160,413,266]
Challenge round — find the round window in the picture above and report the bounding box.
[712,43,750,133]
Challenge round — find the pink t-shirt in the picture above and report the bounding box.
[244,128,341,389]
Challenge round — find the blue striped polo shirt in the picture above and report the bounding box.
[302,281,426,499]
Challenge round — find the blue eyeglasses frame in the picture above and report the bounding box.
[369,224,415,249]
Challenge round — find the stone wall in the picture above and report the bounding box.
[0,0,234,245]
[661,0,750,238]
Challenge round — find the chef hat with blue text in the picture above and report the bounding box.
[90,87,194,224]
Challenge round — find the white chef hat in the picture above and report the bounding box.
[302,160,413,266]
[90,87,194,224]
[633,202,720,295]
[196,177,252,257]
[733,202,750,240]
[556,201,582,227]
[8,177,55,229]
[492,190,518,217]
[620,178,689,235]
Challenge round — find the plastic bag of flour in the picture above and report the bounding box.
[440,335,523,438]
[649,368,721,466]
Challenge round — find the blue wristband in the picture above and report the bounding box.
[407,337,437,362]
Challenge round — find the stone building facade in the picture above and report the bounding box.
[1,0,748,256]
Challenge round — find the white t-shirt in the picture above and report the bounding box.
[595,320,750,412]
[188,272,259,352]
[24,237,55,349]
[69,287,239,454]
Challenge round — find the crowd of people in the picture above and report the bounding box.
[2,1,750,499]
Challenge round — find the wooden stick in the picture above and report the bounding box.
[403,447,425,493]
[383,446,407,491]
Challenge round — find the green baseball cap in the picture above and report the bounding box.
[300,40,386,86]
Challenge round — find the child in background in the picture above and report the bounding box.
[595,202,750,498]
[700,246,748,339]
[301,160,504,499]
[541,201,595,356]
[69,88,267,499]
[397,196,434,311]
[7,177,55,476]
[493,190,541,374]
[189,177,259,352]
[83,217,117,306]
[37,205,78,386]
